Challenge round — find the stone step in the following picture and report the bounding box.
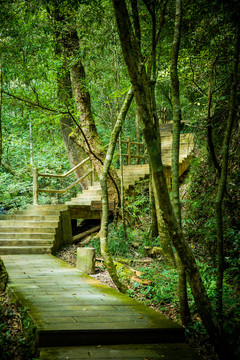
[0,227,56,234]
[0,239,53,247]
[0,246,52,255]
[1,214,60,221]
[74,196,102,201]
[0,220,59,228]
[0,233,55,240]
[38,327,184,348]
[39,343,202,360]
[121,164,149,170]
[66,203,92,207]
[65,200,92,206]
[81,189,102,195]
[16,209,62,216]
[27,204,68,211]
[87,185,101,190]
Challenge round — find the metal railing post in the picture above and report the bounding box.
[32,167,38,205]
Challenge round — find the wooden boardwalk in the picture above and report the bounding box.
[2,254,202,359]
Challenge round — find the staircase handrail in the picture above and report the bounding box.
[37,157,90,178]
[32,157,93,205]
[118,136,146,165]
[32,137,147,205]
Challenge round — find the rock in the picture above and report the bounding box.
[76,247,95,274]
[0,258,8,291]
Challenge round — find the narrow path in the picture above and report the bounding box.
[2,254,202,359]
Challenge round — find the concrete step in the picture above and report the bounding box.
[27,205,68,211]
[0,233,55,240]
[81,189,102,195]
[0,246,52,255]
[0,239,53,247]
[65,200,92,206]
[0,227,56,234]
[16,209,62,216]
[1,214,60,221]
[0,220,59,228]
[74,196,102,201]
[122,164,149,172]
[39,343,202,360]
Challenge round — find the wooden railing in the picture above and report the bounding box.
[32,137,146,205]
[32,157,95,205]
[119,136,146,165]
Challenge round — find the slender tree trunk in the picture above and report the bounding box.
[170,0,191,327]
[149,168,158,239]
[206,57,221,175]
[215,24,240,316]
[135,110,140,164]
[119,131,126,231]
[0,65,2,164]
[112,1,238,358]
[100,87,133,292]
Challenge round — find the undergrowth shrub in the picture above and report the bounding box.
[0,292,38,360]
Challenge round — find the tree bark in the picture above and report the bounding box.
[206,57,221,175]
[47,7,90,187]
[149,169,158,239]
[100,87,133,293]
[112,1,237,357]
[72,225,101,244]
[51,10,121,203]
[60,24,120,203]
[0,65,2,164]
[170,0,191,327]
[215,24,240,316]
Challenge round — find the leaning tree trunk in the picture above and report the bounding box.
[112,1,238,358]
[170,0,191,327]
[100,87,133,293]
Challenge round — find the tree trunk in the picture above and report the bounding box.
[63,26,120,203]
[112,1,237,358]
[149,169,158,239]
[0,65,2,164]
[215,24,240,316]
[206,57,221,175]
[52,12,120,203]
[100,87,133,292]
[44,8,90,188]
[170,0,191,327]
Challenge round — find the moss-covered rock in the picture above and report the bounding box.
[0,259,8,291]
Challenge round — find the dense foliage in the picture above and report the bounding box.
[0,0,239,359]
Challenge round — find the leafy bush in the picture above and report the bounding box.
[0,292,38,360]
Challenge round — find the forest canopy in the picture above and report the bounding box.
[0,0,239,359]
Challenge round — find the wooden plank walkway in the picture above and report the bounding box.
[2,254,202,359]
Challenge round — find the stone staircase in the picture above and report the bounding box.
[0,127,194,256]
[0,205,72,255]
